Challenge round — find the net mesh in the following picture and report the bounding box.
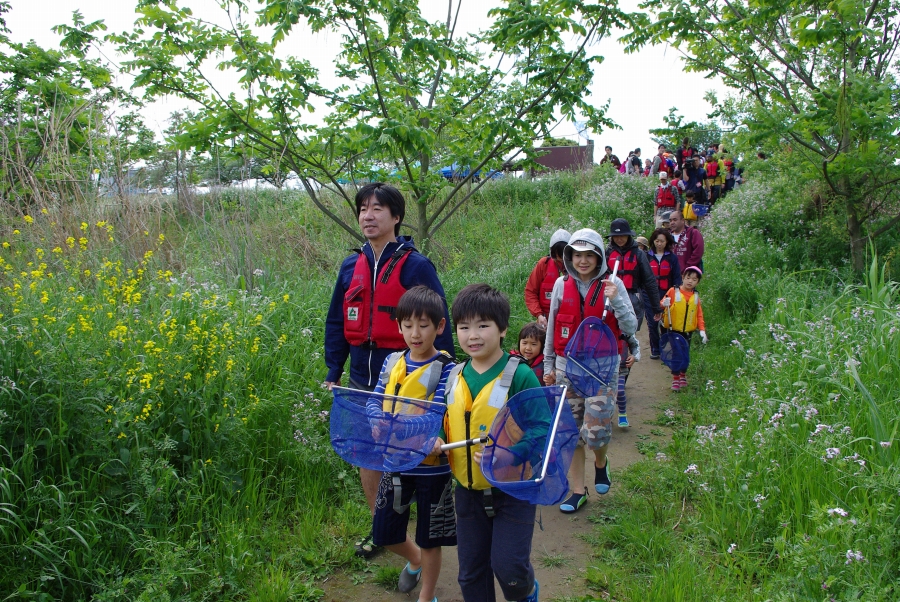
[329,386,445,472]
[482,386,579,506]
[660,331,691,372]
[563,316,620,397]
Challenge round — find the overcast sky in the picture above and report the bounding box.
[6,0,731,159]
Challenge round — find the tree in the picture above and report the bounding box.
[111,0,624,250]
[626,0,900,270]
[649,106,722,155]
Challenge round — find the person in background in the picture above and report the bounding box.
[676,137,696,172]
[704,149,725,205]
[510,322,546,383]
[654,171,681,228]
[635,236,650,253]
[599,145,621,169]
[660,266,708,390]
[668,210,705,273]
[524,229,571,328]
[685,155,708,205]
[644,229,681,359]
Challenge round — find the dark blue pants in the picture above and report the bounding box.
[642,291,662,355]
[455,486,536,602]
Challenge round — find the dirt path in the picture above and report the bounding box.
[322,328,673,601]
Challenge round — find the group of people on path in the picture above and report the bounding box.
[323,179,712,602]
[599,138,743,225]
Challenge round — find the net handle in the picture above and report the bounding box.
[440,436,488,451]
[566,355,612,387]
[601,260,620,320]
[534,385,567,484]
[331,385,448,409]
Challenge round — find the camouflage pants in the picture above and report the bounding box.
[557,368,617,450]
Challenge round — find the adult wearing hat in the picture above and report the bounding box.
[605,219,660,332]
[605,218,661,428]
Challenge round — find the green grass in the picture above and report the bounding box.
[0,170,655,599]
[581,178,900,600]
[1,168,897,599]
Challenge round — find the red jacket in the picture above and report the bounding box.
[525,256,563,318]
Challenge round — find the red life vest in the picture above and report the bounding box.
[553,276,623,356]
[607,247,639,292]
[538,256,562,315]
[649,253,676,294]
[343,247,412,349]
[706,159,719,178]
[680,147,694,165]
[656,185,677,208]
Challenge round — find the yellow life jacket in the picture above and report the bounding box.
[380,350,453,408]
[662,288,701,333]
[381,350,453,467]
[443,356,521,490]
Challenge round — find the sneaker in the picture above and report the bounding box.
[594,460,611,495]
[398,562,422,593]
[650,352,660,360]
[523,579,540,602]
[679,373,688,388]
[354,531,381,559]
[618,413,630,428]
[671,376,681,391]
[559,491,587,513]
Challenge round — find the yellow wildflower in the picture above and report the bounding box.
[80,222,88,231]
[12,230,20,235]
[24,215,33,224]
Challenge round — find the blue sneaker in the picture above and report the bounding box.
[618,413,630,428]
[523,579,539,602]
[595,460,611,495]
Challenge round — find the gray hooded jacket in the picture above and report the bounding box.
[543,228,638,374]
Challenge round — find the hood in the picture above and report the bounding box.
[563,228,607,281]
[549,228,571,253]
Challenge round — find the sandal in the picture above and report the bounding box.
[559,491,587,513]
[354,531,381,559]
[398,562,422,593]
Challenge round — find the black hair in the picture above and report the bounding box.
[635,147,641,153]
[355,183,405,236]
[604,145,612,151]
[518,322,546,346]
[658,143,666,150]
[649,228,675,252]
[395,285,445,327]
[550,241,567,260]
[682,136,690,146]
[683,266,703,280]
[684,190,695,198]
[452,283,510,333]
[674,169,682,178]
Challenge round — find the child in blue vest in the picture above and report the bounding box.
[370,286,457,602]
[441,284,545,602]
[543,229,637,513]
[510,322,546,383]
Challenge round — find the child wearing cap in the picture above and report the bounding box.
[543,229,637,513]
[660,266,708,391]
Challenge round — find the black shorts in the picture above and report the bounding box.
[372,472,457,549]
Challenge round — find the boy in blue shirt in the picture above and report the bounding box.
[441,284,546,602]
[370,286,457,602]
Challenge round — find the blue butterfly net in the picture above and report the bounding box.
[329,386,445,472]
[482,386,579,506]
[660,331,691,372]
[564,316,620,397]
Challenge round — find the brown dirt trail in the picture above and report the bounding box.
[321,328,673,601]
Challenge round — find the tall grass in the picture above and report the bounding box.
[585,177,900,600]
[0,169,655,599]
